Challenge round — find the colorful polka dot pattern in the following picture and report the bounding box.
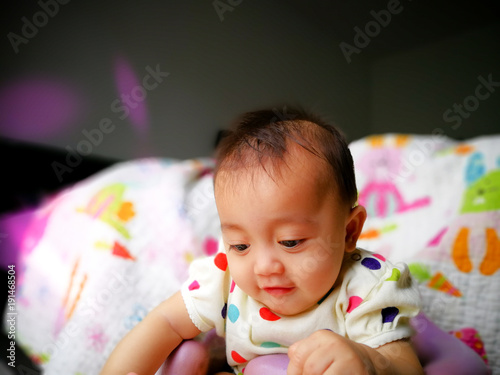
[361,257,381,270]
[187,249,410,372]
[349,252,402,324]
[214,253,228,271]
[386,268,401,281]
[225,305,282,325]
[191,254,283,337]
[381,307,399,323]
[373,253,386,262]
[188,253,227,293]
[222,303,282,367]
[259,307,281,321]
[231,350,247,364]
[346,296,363,313]
[228,304,240,323]
[260,341,281,348]
[356,252,386,271]
[188,280,199,291]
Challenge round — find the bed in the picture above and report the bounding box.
[1,132,498,374]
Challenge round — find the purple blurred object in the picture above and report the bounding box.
[162,340,209,375]
[0,78,83,140]
[245,354,288,375]
[411,312,491,375]
[163,312,492,375]
[113,56,149,134]
[0,207,43,269]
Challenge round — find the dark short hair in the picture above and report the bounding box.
[214,107,358,208]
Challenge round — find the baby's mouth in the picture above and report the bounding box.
[262,286,296,296]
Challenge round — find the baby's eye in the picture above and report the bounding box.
[231,244,249,252]
[279,240,302,248]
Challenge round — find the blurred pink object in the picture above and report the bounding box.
[0,77,83,140]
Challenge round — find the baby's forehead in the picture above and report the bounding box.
[214,145,333,194]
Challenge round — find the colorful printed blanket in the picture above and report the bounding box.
[352,133,500,372]
[3,133,500,374]
[8,158,222,374]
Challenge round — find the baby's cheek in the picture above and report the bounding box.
[228,261,253,291]
[289,252,326,279]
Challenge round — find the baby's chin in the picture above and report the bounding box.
[240,284,320,316]
[254,295,319,317]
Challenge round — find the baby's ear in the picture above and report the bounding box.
[345,205,367,253]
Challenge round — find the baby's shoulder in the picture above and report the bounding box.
[342,248,393,274]
[338,248,409,295]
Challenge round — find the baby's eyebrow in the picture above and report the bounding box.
[221,217,317,232]
[220,223,244,232]
[270,216,318,226]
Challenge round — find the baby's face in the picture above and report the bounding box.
[215,145,355,316]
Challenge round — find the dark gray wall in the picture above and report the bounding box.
[0,1,370,160]
[371,23,500,140]
[1,1,498,162]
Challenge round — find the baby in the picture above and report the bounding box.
[101,108,423,375]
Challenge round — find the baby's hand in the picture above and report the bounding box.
[287,330,375,375]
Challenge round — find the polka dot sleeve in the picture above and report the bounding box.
[181,248,231,336]
[341,250,421,348]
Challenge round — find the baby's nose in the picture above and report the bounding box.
[254,248,285,276]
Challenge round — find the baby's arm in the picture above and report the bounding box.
[100,291,201,375]
[287,330,423,375]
